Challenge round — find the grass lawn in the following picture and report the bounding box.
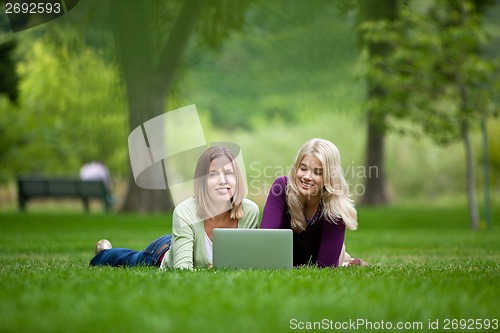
[0,206,499,333]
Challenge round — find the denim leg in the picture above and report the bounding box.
[136,235,172,266]
[89,235,172,267]
[90,248,140,267]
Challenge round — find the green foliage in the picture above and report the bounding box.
[0,207,499,333]
[0,37,19,102]
[358,0,499,144]
[0,33,127,180]
[194,0,253,51]
[185,0,362,130]
[0,32,21,171]
[1,0,498,206]
[209,111,499,206]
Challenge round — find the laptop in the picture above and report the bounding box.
[212,228,293,270]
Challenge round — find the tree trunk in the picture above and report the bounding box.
[453,7,480,229]
[120,82,174,213]
[361,111,388,205]
[121,172,173,213]
[357,0,398,205]
[109,0,202,213]
[462,119,480,230]
[480,112,491,228]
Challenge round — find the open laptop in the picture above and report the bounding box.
[212,229,293,270]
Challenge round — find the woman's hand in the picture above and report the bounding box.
[348,258,368,266]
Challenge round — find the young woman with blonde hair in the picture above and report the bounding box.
[260,138,366,267]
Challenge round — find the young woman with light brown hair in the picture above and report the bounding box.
[90,145,259,270]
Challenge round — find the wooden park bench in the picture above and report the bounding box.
[17,176,113,212]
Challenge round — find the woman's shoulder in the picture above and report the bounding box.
[172,197,203,229]
[173,196,197,215]
[274,176,288,186]
[241,198,260,228]
[320,215,346,231]
[268,176,288,198]
[242,198,259,214]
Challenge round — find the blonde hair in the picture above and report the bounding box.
[194,146,246,219]
[286,138,357,233]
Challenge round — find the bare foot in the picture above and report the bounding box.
[95,239,112,255]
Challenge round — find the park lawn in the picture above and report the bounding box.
[0,206,498,333]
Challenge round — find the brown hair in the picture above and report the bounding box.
[194,146,246,219]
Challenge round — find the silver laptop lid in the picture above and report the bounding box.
[212,229,293,270]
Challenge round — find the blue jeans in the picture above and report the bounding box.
[90,235,172,267]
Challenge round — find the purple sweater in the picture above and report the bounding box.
[260,176,345,267]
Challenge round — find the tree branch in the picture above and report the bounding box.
[156,0,203,96]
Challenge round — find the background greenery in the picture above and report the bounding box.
[0,0,499,211]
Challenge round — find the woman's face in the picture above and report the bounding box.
[295,154,324,200]
[206,156,236,204]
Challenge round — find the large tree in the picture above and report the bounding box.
[359,0,499,228]
[109,0,201,212]
[109,0,250,212]
[356,0,400,206]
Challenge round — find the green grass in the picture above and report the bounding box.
[0,207,499,333]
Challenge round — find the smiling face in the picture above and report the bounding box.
[295,154,324,200]
[206,156,236,204]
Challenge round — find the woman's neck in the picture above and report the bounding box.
[209,201,231,218]
[204,210,237,241]
[302,196,321,219]
[208,210,232,226]
[302,195,321,209]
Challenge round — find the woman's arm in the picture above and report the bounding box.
[170,205,197,269]
[260,177,288,229]
[241,199,261,229]
[317,219,345,268]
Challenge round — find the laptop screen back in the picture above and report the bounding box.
[212,228,293,270]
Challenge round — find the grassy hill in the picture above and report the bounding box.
[0,206,498,333]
